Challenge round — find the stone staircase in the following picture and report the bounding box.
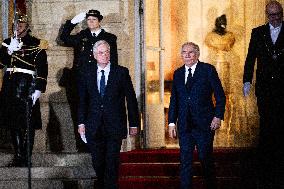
[0,152,95,189]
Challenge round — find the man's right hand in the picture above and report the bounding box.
[71,12,86,24]
[168,126,177,139]
[78,124,87,143]
[243,82,251,97]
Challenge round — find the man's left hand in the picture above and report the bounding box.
[210,117,221,131]
[129,127,138,136]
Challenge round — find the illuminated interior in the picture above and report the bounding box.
[143,0,270,148]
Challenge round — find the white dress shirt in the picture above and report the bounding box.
[169,62,198,127]
[270,23,282,44]
[91,28,102,37]
[184,63,198,84]
[97,63,111,92]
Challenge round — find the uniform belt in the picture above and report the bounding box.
[6,68,35,75]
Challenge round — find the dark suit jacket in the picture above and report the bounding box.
[168,62,226,135]
[60,20,118,67]
[77,62,140,139]
[243,22,284,98]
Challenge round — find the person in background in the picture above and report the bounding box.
[243,1,284,188]
[0,13,48,167]
[60,9,118,68]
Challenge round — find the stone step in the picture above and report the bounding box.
[0,179,95,189]
[0,153,96,189]
[0,152,93,167]
[0,167,95,180]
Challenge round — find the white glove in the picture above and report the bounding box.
[9,37,23,51]
[71,12,86,24]
[6,37,23,55]
[243,82,251,97]
[32,90,41,105]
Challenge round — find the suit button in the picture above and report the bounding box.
[100,105,103,108]
[188,97,190,100]
[89,60,91,62]
[272,76,274,79]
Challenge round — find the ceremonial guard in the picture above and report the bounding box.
[0,13,48,167]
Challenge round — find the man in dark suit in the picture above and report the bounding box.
[243,1,284,188]
[168,42,225,189]
[77,40,139,189]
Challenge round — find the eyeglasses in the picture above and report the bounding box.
[267,11,283,17]
[97,50,110,56]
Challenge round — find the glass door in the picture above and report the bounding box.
[144,0,179,148]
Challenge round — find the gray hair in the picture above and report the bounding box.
[181,42,200,56]
[93,40,110,54]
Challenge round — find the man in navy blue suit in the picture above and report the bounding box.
[168,42,226,189]
[77,40,140,189]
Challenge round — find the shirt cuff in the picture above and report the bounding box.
[168,123,175,127]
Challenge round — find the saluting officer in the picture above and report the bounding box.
[60,9,118,68]
[0,13,48,167]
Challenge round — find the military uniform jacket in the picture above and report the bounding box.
[243,22,284,98]
[60,20,118,68]
[0,33,48,129]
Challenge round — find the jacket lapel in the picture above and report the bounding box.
[89,64,100,95]
[185,62,202,91]
[263,24,274,47]
[274,22,284,47]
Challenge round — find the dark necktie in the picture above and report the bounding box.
[100,70,105,96]
[186,68,193,90]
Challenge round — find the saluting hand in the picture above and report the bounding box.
[71,12,86,24]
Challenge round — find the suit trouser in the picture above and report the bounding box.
[87,125,122,189]
[179,128,217,189]
[256,96,284,188]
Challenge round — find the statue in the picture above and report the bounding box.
[205,14,236,139]
[205,14,235,62]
